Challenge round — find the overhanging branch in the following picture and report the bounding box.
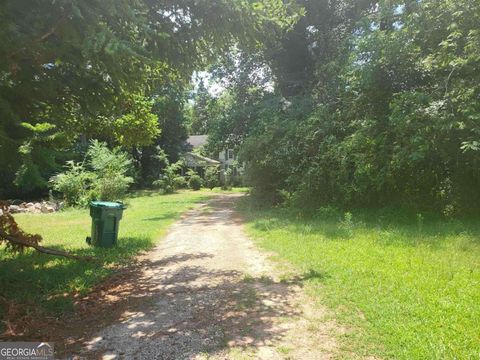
[0,230,96,262]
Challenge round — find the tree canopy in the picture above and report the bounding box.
[2,0,479,215]
[201,0,480,214]
[0,0,296,197]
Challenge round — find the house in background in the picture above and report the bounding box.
[181,135,218,177]
[185,135,209,150]
[184,135,243,178]
[182,152,219,177]
[218,148,241,176]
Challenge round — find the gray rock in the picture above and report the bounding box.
[8,205,21,213]
[40,204,55,213]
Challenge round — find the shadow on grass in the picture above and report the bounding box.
[0,192,216,336]
[127,189,213,200]
[141,212,179,222]
[301,269,330,282]
[0,235,155,324]
[237,195,480,249]
[3,194,302,359]
[127,189,162,198]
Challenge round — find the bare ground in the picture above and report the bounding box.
[58,194,345,359]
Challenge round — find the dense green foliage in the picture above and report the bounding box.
[187,81,218,135]
[49,161,94,207]
[152,153,185,194]
[239,198,480,359]
[0,0,295,198]
[3,0,479,352]
[221,168,234,191]
[188,171,203,191]
[204,167,220,190]
[133,84,190,187]
[206,0,480,214]
[86,141,133,201]
[50,141,133,206]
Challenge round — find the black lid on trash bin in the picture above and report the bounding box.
[90,201,125,209]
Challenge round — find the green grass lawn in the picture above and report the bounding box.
[238,199,480,359]
[0,190,211,322]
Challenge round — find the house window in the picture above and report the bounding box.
[228,149,234,159]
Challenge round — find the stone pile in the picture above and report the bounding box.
[6,201,62,214]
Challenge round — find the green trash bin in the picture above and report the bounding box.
[86,201,125,247]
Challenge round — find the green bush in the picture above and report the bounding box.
[221,168,233,190]
[232,175,244,187]
[189,174,203,191]
[173,176,187,189]
[50,141,133,206]
[277,189,293,207]
[90,174,133,201]
[315,206,342,221]
[152,161,184,194]
[339,212,355,238]
[50,161,93,207]
[87,140,133,201]
[204,167,219,190]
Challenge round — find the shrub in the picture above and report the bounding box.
[91,174,133,201]
[189,174,203,191]
[339,212,355,238]
[87,140,133,201]
[232,175,244,187]
[152,161,184,194]
[277,189,293,207]
[315,206,342,221]
[221,168,233,190]
[204,167,219,190]
[50,141,133,206]
[50,161,93,207]
[173,176,187,189]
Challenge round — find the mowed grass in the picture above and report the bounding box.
[238,199,480,359]
[0,190,210,320]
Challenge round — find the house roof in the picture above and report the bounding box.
[182,152,219,167]
[186,135,208,149]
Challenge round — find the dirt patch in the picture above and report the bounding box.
[6,194,347,359]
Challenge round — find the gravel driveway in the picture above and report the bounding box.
[69,194,339,359]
